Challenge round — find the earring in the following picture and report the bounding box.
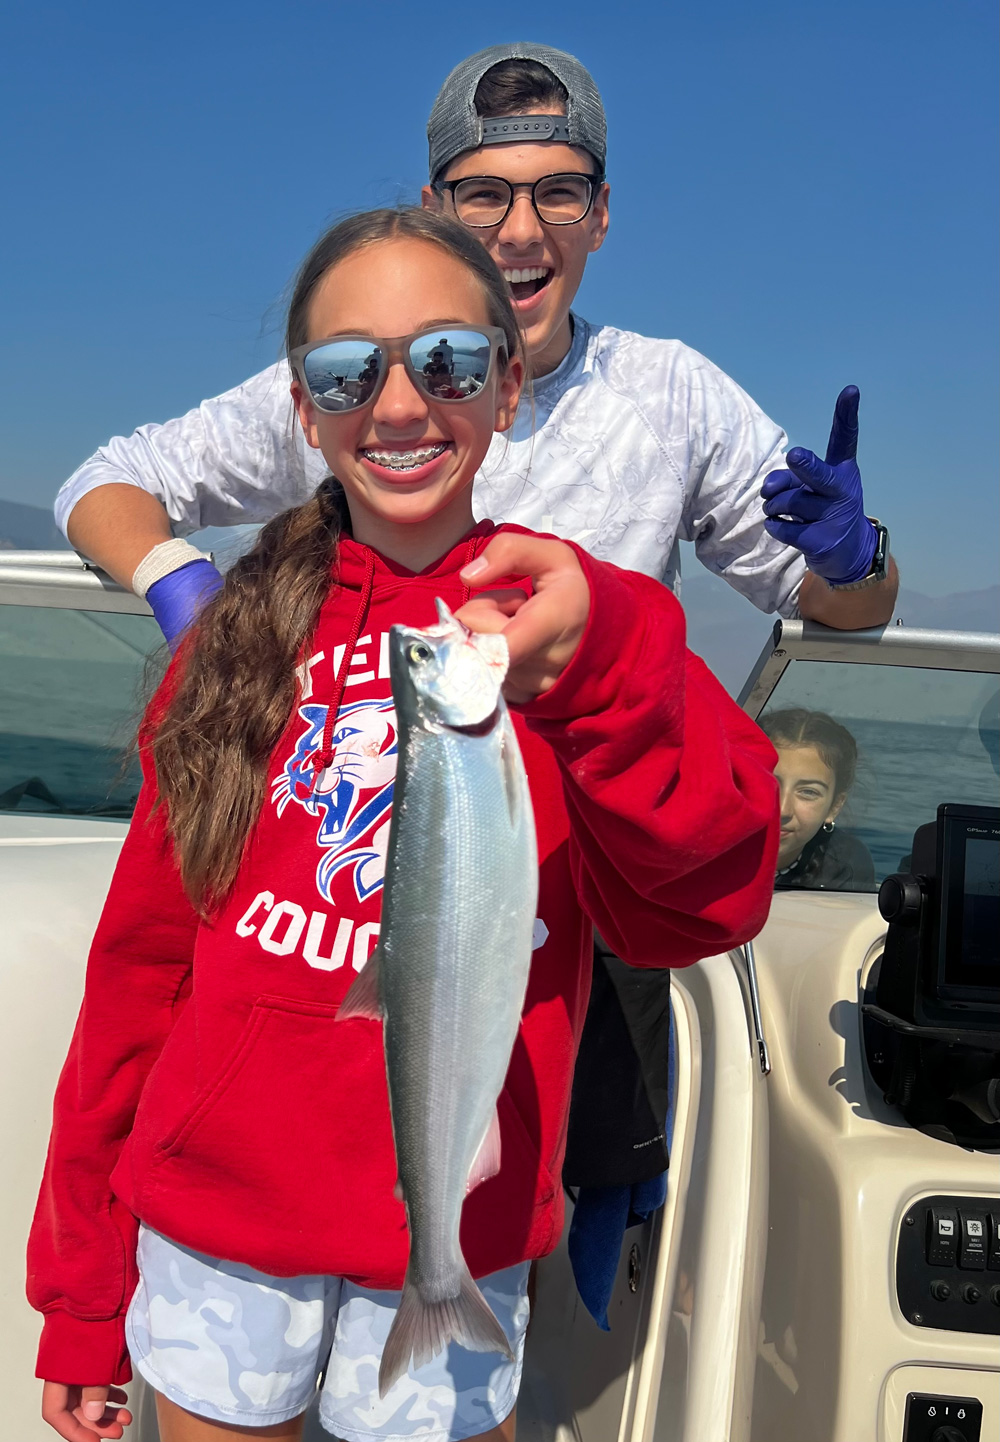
[822,819,836,833]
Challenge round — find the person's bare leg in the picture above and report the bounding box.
[157,1391,510,1440]
[479,1409,516,1440]
[154,1391,306,1441]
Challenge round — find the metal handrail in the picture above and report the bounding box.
[0,549,209,616]
[0,550,96,569]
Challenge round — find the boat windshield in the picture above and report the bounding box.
[758,658,1000,892]
[0,604,162,817]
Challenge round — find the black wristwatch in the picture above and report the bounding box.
[828,518,890,591]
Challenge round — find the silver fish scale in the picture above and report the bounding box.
[380,709,537,1304]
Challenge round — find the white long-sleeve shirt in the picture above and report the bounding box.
[55,315,806,616]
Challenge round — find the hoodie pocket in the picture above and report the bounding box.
[155,995,340,1160]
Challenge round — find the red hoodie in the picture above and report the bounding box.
[28,521,778,1386]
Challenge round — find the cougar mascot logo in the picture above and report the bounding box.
[272,699,398,903]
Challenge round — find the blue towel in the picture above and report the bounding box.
[568,1001,677,1329]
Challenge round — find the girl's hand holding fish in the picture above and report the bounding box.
[458,533,590,703]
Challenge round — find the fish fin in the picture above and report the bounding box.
[465,1106,502,1193]
[378,1264,514,1398]
[435,596,458,629]
[336,949,384,1021]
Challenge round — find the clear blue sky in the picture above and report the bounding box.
[1,0,996,593]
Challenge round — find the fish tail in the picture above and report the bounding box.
[378,1265,514,1397]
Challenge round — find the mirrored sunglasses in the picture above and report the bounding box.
[289,325,508,414]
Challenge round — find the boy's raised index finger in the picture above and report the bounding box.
[824,384,860,466]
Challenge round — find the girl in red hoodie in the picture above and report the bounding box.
[29,209,778,1442]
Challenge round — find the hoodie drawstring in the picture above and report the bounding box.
[460,535,479,605]
[310,550,376,792]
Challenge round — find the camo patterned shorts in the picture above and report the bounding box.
[125,1227,530,1441]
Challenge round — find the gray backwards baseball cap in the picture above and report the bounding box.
[427,43,606,183]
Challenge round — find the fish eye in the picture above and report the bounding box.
[407,641,433,665]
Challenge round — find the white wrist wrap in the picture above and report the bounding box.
[132,538,207,598]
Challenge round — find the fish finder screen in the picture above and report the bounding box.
[937,808,1000,1001]
[962,835,1000,969]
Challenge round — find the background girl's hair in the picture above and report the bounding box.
[759,707,859,797]
[152,207,524,912]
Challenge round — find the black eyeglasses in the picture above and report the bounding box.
[435,171,604,229]
[289,325,508,413]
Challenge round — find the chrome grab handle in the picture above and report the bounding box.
[743,939,771,1076]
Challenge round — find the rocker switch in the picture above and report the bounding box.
[958,1212,988,1270]
[927,1208,958,1267]
[902,1393,982,1441]
[987,1213,1000,1271]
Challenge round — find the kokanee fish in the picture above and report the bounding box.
[338,599,539,1396]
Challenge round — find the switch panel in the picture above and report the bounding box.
[902,1392,982,1441]
[897,1194,1000,1336]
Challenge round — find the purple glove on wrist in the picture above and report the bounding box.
[761,386,877,586]
[146,558,224,651]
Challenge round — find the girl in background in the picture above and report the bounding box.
[761,707,874,890]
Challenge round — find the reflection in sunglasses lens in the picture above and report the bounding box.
[302,331,494,410]
[409,330,492,401]
[303,340,383,411]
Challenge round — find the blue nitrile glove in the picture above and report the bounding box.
[761,386,877,585]
[146,558,224,651]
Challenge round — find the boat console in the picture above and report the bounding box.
[864,801,1000,1401]
[742,626,1000,1442]
[865,803,1000,1151]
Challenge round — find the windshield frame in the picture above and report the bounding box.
[740,619,1000,896]
[0,550,155,614]
[739,619,1000,720]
